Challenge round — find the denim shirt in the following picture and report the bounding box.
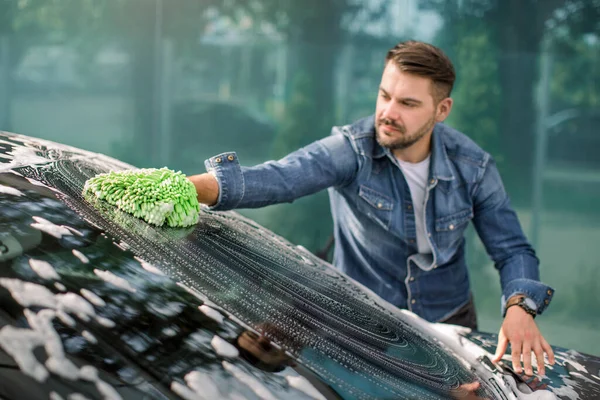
[205,115,554,322]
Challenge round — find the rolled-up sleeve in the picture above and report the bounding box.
[204,152,245,210]
[471,156,554,316]
[204,129,358,211]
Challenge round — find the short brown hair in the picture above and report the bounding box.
[385,40,455,102]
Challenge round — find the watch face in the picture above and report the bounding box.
[523,297,538,312]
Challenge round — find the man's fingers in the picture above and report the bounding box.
[542,337,555,365]
[452,382,487,400]
[511,339,523,374]
[493,330,508,363]
[462,382,480,392]
[522,341,533,375]
[534,343,546,376]
[453,382,482,399]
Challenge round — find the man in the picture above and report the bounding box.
[187,40,555,376]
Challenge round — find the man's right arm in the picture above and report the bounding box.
[188,131,358,211]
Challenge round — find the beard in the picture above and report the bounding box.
[375,115,436,151]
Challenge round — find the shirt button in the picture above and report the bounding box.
[411,299,416,304]
[227,154,235,161]
[407,204,412,210]
[433,264,437,269]
[377,203,383,209]
[449,224,455,230]
[429,179,436,185]
[427,232,431,237]
[544,299,549,305]
[547,290,553,295]
[215,157,222,163]
[409,277,415,282]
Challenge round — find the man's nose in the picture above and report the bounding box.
[381,102,401,121]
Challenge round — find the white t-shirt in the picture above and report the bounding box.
[397,155,432,254]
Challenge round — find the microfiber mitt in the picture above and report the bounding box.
[83,168,200,228]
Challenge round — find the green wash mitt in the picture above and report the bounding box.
[83,168,200,228]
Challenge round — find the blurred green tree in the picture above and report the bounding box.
[421,0,600,199]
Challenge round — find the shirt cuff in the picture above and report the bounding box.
[500,278,554,316]
[204,152,245,210]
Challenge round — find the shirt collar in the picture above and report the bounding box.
[372,122,455,181]
[430,123,455,181]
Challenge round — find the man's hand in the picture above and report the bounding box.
[492,306,555,376]
[187,173,219,206]
[450,381,489,400]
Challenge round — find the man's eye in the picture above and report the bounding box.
[404,102,416,107]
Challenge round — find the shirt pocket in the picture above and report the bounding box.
[434,207,473,249]
[357,185,393,230]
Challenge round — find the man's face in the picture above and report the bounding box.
[375,62,442,151]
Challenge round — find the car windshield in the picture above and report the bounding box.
[0,133,498,399]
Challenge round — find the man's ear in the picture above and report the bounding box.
[436,97,453,122]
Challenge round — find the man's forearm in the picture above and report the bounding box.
[187,173,219,206]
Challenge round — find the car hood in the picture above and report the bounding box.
[462,330,600,400]
[0,131,599,400]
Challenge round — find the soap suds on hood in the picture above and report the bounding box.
[134,256,165,276]
[66,393,92,400]
[551,384,580,400]
[30,216,72,239]
[79,366,122,400]
[149,301,184,317]
[0,278,56,308]
[24,309,80,381]
[49,391,65,400]
[0,279,98,324]
[0,278,122,398]
[80,289,106,307]
[211,335,239,358]
[223,361,276,400]
[55,292,96,322]
[29,258,60,280]
[571,371,600,386]
[185,370,222,399]
[0,184,24,196]
[82,330,97,344]
[0,325,48,381]
[556,351,589,374]
[199,304,224,324]
[162,327,177,337]
[93,269,136,293]
[64,225,84,236]
[72,249,89,264]
[171,381,200,400]
[95,316,116,328]
[113,241,129,252]
[2,145,51,171]
[285,373,326,400]
[55,282,67,292]
[56,310,76,327]
[24,176,50,187]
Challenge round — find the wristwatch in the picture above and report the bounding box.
[505,295,537,318]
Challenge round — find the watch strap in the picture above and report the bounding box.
[505,295,537,318]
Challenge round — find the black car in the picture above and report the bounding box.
[1,131,599,400]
